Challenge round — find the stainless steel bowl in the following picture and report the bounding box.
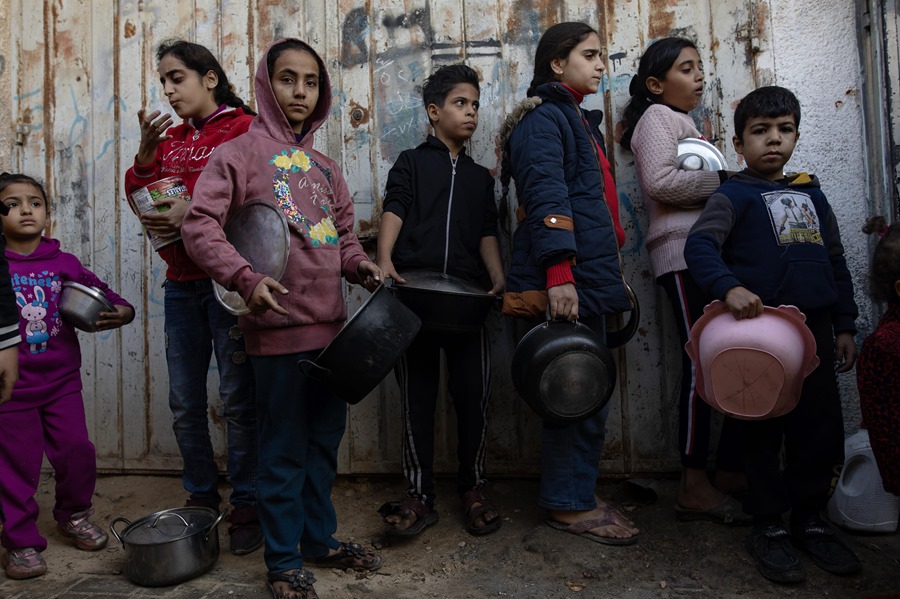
[59,282,115,332]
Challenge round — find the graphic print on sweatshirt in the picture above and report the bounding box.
[12,272,62,354]
[270,148,338,247]
[763,190,823,246]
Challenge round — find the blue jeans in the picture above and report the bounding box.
[251,352,346,573]
[537,318,610,511]
[164,279,257,507]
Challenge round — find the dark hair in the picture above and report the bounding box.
[733,86,801,142]
[0,172,48,204]
[863,216,900,304]
[619,37,698,152]
[266,39,326,86]
[422,64,480,123]
[527,22,598,97]
[157,39,255,116]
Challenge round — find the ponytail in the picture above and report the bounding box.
[619,37,697,152]
[156,39,255,116]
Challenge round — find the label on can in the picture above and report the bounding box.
[127,176,191,251]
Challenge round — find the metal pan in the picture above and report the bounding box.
[212,200,290,316]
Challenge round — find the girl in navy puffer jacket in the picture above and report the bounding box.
[498,22,637,546]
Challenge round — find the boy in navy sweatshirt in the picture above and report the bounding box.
[376,64,504,538]
[685,86,860,584]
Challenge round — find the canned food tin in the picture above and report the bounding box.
[127,176,191,251]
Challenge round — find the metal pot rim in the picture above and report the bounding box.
[395,270,493,298]
[113,507,223,546]
[61,281,115,311]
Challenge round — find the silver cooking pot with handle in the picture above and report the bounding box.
[110,507,225,587]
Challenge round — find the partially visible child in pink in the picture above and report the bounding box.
[0,173,134,580]
[856,216,900,495]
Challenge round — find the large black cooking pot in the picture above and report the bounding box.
[605,282,640,349]
[511,320,617,424]
[298,284,421,404]
[393,270,498,334]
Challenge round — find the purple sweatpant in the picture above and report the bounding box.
[0,391,97,551]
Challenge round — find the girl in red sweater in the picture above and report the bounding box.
[123,40,262,555]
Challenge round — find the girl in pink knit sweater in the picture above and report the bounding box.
[620,37,747,525]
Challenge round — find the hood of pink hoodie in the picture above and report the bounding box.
[250,38,332,145]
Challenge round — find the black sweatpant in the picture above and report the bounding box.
[394,327,491,506]
[657,270,744,471]
[742,309,846,517]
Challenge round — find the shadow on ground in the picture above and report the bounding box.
[0,474,897,598]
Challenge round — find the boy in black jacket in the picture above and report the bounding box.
[685,86,860,584]
[376,64,504,537]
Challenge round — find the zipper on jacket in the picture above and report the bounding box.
[442,152,459,275]
[567,95,631,301]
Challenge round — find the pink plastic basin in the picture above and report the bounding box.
[685,301,820,420]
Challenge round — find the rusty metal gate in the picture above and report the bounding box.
[4,0,871,475]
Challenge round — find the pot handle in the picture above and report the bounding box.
[109,517,132,544]
[204,511,227,542]
[606,282,640,349]
[298,359,334,381]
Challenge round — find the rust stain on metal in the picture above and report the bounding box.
[753,1,770,36]
[505,0,563,43]
[648,0,675,40]
[348,100,369,128]
[599,0,616,39]
[356,215,379,238]
[124,20,136,39]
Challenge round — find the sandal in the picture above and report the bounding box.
[377,497,439,537]
[306,541,383,571]
[462,489,501,536]
[266,569,318,599]
[547,516,639,546]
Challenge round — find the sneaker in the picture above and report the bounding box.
[227,504,263,555]
[1,547,47,579]
[791,514,861,575]
[744,522,805,583]
[57,508,109,551]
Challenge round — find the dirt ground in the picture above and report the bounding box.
[1,473,898,599]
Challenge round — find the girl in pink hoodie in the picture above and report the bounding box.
[182,39,382,599]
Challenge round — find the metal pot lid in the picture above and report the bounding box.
[213,199,291,316]
[118,507,220,545]
[61,281,115,312]
[676,138,728,171]
[396,270,490,297]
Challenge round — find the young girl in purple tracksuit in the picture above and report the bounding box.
[0,173,134,580]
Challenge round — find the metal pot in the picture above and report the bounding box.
[58,282,115,332]
[212,199,291,316]
[298,284,422,404]
[604,282,640,349]
[511,320,617,424]
[110,507,225,587]
[393,270,498,333]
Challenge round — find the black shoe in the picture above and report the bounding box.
[791,514,861,575]
[185,497,219,510]
[745,522,806,584]
[228,504,264,555]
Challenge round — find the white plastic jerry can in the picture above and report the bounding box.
[828,428,900,533]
